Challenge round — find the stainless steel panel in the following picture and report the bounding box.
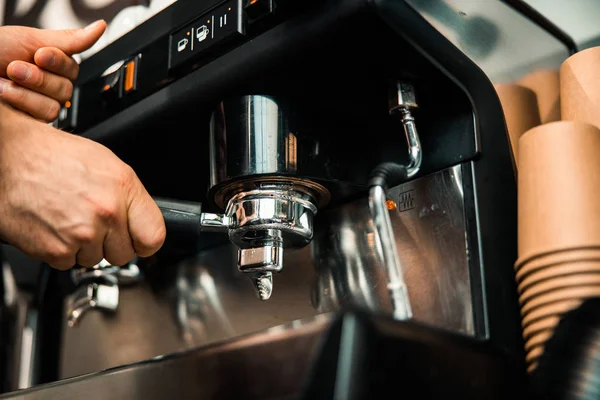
[312,164,473,335]
[389,164,473,335]
[58,165,474,380]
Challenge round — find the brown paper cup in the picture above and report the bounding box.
[526,345,544,366]
[515,247,600,280]
[519,273,600,304]
[495,84,541,163]
[520,286,600,315]
[527,363,539,373]
[525,330,553,351]
[521,299,581,327]
[518,121,600,259]
[519,262,600,292]
[560,46,600,129]
[522,315,560,339]
[518,69,561,124]
[521,299,584,370]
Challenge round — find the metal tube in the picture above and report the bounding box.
[368,185,412,320]
[400,108,422,178]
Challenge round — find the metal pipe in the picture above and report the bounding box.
[368,185,412,320]
[399,108,422,178]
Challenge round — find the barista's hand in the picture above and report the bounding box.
[0,20,106,122]
[0,102,166,270]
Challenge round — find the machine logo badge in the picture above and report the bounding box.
[177,38,188,52]
[197,25,210,42]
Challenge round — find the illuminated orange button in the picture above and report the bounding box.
[124,60,136,92]
[386,200,397,210]
[65,100,71,108]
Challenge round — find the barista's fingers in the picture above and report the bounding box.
[76,240,105,268]
[103,227,135,267]
[0,78,61,122]
[45,246,77,271]
[126,176,166,257]
[34,47,80,81]
[7,61,73,104]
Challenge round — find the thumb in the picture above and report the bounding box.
[35,20,107,56]
[127,179,166,258]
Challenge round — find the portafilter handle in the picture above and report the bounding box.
[154,197,204,237]
[152,197,229,253]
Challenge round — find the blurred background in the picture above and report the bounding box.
[0,0,177,61]
[0,0,171,29]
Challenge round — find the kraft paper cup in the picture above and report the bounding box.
[519,273,600,305]
[517,69,561,124]
[525,330,553,351]
[517,256,600,285]
[526,345,544,367]
[522,315,560,339]
[518,259,600,289]
[523,320,559,368]
[521,299,582,327]
[521,300,581,370]
[515,248,600,281]
[560,46,600,129]
[518,121,600,260]
[519,262,600,294]
[495,84,541,164]
[520,286,600,316]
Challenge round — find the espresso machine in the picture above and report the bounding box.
[0,0,577,398]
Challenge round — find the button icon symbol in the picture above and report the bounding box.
[197,25,209,42]
[177,38,188,52]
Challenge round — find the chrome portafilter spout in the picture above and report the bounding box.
[154,180,324,301]
[224,183,321,300]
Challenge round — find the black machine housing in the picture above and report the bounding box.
[38,0,528,394]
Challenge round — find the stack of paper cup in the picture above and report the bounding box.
[515,46,600,372]
[516,119,600,371]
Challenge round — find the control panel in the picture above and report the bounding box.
[169,0,244,70]
[56,0,284,134]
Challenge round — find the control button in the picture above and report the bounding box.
[244,0,275,21]
[101,67,122,99]
[123,56,140,94]
[124,61,135,92]
[56,88,79,131]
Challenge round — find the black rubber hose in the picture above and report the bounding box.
[367,162,408,189]
[530,297,600,399]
